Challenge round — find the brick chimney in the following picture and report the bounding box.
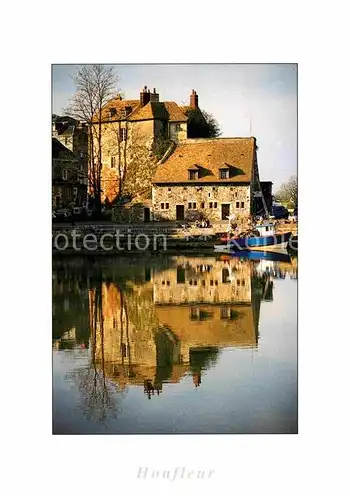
[150,87,159,103]
[190,89,198,108]
[140,85,151,107]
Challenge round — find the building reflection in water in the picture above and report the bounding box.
[87,257,266,398]
[53,256,297,409]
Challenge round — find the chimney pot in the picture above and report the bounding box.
[190,89,199,108]
[140,85,151,106]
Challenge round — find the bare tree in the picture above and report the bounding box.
[108,123,171,203]
[107,121,130,201]
[66,65,119,213]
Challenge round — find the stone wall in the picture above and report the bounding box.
[152,183,251,222]
[94,120,163,203]
[112,200,150,223]
[169,122,187,142]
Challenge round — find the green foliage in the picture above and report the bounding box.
[275,176,298,208]
[185,108,221,138]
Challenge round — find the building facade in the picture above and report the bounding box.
[52,116,88,209]
[152,137,259,222]
[52,138,88,209]
[91,87,206,203]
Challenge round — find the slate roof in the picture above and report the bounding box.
[153,138,256,184]
[52,138,78,160]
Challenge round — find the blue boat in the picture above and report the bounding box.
[214,223,292,254]
[218,250,292,263]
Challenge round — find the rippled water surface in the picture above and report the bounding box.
[53,253,297,434]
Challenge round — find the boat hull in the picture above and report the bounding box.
[218,231,292,250]
[216,249,291,263]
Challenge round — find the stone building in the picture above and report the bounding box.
[52,138,88,209]
[152,137,261,222]
[91,87,207,203]
[52,116,88,209]
[52,115,88,167]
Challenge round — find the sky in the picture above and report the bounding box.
[52,64,297,189]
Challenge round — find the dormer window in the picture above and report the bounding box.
[110,107,117,117]
[219,165,230,179]
[188,164,199,180]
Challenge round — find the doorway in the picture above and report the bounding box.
[144,207,150,222]
[221,203,230,220]
[176,205,185,221]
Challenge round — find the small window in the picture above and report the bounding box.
[168,188,171,192]
[219,169,229,179]
[201,202,205,209]
[241,201,245,208]
[214,202,217,208]
[165,203,169,209]
[119,127,127,141]
[236,201,240,208]
[64,137,68,145]
[220,306,231,319]
[210,279,214,286]
[209,202,213,209]
[189,170,198,180]
[193,202,197,209]
[111,156,116,168]
[175,124,181,132]
[208,192,211,198]
[177,267,185,283]
[190,307,199,320]
[188,202,192,209]
[110,107,117,117]
[161,203,164,209]
[62,169,68,180]
[222,268,230,283]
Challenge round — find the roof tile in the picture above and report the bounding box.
[153,138,255,184]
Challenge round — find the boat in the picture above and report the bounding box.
[214,223,292,255]
[217,249,291,263]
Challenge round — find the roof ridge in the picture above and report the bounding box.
[182,137,255,143]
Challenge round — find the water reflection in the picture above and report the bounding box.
[52,255,297,425]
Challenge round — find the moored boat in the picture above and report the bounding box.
[214,223,292,254]
[217,249,292,263]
